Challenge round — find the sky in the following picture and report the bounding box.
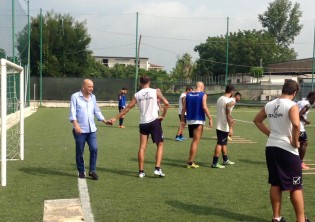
[18,0,315,71]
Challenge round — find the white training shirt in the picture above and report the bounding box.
[178,92,186,115]
[216,96,230,132]
[297,99,310,132]
[135,88,158,124]
[265,98,298,155]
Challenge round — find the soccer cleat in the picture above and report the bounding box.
[211,163,225,169]
[223,160,235,165]
[186,163,199,169]
[301,162,310,170]
[305,217,310,222]
[89,172,99,180]
[271,217,286,222]
[138,172,145,178]
[179,136,186,140]
[154,169,165,177]
[78,172,86,179]
[175,137,184,141]
[228,136,232,141]
[119,125,125,129]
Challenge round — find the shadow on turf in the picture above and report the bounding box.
[19,167,76,177]
[97,167,137,178]
[129,157,185,168]
[166,200,268,222]
[162,137,216,141]
[97,167,167,179]
[129,157,212,168]
[238,159,265,165]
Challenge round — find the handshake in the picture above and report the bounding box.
[103,118,117,126]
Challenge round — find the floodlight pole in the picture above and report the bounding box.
[134,12,139,94]
[12,0,15,63]
[40,8,43,106]
[27,0,31,105]
[225,17,229,85]
[312,22,315,91]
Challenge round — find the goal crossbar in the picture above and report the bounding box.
[0,58,24,187]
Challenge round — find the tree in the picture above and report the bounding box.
[258,0,303,46]
[250,66,264,83]
[0,48,7,59]
[170,53,196,79]
[17,11,94,77]
[194,29,297,77]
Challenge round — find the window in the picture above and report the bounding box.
[102,59,108,67]
[134,59,140,68]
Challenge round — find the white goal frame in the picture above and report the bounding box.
[0,58,24,187]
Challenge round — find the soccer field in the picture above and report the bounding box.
[0,107,314,221]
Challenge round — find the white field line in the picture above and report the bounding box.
[78,178,95,222]
[303,172,315,175]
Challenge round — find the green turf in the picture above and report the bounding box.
[0,107,314,221]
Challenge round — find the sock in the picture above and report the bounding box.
[187,162,193,166]
[119,118,124,126]
[212,157,219,165]
[273,216,282,221]
[223,155,228,162]
[155,167,160,171]
[139,170,144,173]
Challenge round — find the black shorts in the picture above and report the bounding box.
[188,124,202,138]
[139,119,163,144]
[178,114,186,123]
[299,131,308,142]
[118,106,124,112]
[265,146,302,191]
[216,129,229,145]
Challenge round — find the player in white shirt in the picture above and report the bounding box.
[211,84,236,169]
[296,92,315,170]
[254,80,310,222]
[175,86,193,141]
[110,76,169,178]
[226,92,242,141]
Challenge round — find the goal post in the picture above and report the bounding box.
[0,58,24,187]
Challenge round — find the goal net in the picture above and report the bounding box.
[0,59,24,186]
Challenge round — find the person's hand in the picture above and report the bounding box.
[180,121,186,129]
[209,119,213,128]
[289,136,300,148]
[158,116,165,122]
[229,128,234,137]
[109,118,117,124]
[104,120,113,125]
[74,125,82,134]
[305,120,310,125]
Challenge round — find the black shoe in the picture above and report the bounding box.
[78,172,86,179]
[305,217,310,222]
[89,172,98,180]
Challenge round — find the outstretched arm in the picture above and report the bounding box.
[110,97,137,124]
